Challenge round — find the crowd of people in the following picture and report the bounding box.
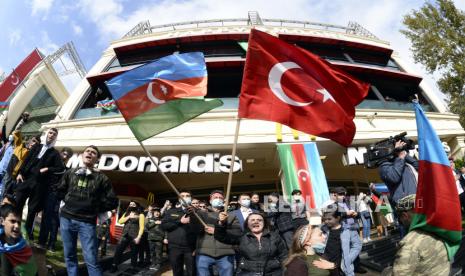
[0,113,463,276]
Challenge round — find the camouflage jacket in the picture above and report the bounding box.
[392,230,450,276]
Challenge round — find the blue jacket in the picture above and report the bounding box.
[378,155,418,204]
[321,225,362,276]
[229,208,258,231]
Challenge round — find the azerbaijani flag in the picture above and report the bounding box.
[0,101,9,112]
[410,102,462,259]
[277,142,330,208]
[96,99,117,112]
[105,52,223,141]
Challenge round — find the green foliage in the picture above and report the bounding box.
[401,0,465,127]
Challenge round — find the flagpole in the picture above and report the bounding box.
[138,141,208,228]
[223,117,241,211]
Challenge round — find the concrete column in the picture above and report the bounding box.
[449,135,465,160]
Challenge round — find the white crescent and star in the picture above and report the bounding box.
[297,169,310,182]
[10,75,19,86]
[146,81,169,104]
[268,62,335,106]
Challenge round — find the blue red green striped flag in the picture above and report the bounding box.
[105,52,223,141]
[277,142,330,208]
[0,102,9,112]
[411,102,462,260]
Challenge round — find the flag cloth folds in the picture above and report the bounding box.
[0,102,9,112]
[411,102,462,260]
[277,142,330,208]
[105,52,223,141]
[238,29,369,147]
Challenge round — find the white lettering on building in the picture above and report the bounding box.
[67,153,242,173]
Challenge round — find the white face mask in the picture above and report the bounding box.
[211,198,224,208]
[180,197,192,206]
[240,199,251,208]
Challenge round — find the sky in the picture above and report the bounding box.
[0,0,464,100]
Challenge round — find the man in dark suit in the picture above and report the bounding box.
[15,128,64,240]
[229,193,258,232]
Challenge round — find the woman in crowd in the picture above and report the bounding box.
[214,212,287,276]
[284,225,331,275]
[358,192,372,243]
[321,204,362,276]
[110,200,145,272]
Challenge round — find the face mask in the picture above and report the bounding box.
[294,196,303,202]
[211,198,224,208]
[269,202,277,209]
[311,243,326,254]
[180,197,192,206]
[8,135,13,143]
[240,199,251,208]
[128,206,137,212]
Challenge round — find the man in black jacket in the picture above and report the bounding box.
[38,147,73,251]
[56,145,118,276]
[161,190,197,276]
[15,128,64,240]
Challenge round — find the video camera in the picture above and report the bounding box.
[363,132,415,169]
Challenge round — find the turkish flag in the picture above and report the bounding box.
[238,29,370,146]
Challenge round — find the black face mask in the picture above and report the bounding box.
[128,206,137,213]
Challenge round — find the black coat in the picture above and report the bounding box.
[18,143,64,186]
[214,223,288,276]
[161,207,198,250]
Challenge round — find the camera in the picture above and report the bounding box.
[363,132,415,169]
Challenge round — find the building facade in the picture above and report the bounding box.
[45,13,465,205]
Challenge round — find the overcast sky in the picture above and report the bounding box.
[0,0,464,99]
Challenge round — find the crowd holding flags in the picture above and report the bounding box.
[0,27,463,275]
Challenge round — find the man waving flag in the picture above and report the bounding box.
[238,29,369,146]
[105,52,223,141]
[411,101,462,259]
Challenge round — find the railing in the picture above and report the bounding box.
[122,16,379,40]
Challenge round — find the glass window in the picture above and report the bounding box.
[21,85,59,137]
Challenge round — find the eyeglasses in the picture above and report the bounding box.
[199,205,206,209]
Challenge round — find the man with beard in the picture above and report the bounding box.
[193,190,239,276]
[15,128,64,241]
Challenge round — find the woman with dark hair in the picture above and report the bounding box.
[284,225,331,275]
[110,200,145,272]
[214,212,287,276]
[320,204,362,276]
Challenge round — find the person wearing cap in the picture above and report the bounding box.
[145,205,167,271]
[192,190,239,276]
[333,187,358,231]
[388,194,450,276]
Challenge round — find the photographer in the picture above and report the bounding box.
[378,140,418,205]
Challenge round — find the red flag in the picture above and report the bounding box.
[238,29,370,146]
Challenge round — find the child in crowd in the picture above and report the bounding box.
[0,204,37,276]
[320,204,362,276]
[97,221,110,257]
[145,206,167,272]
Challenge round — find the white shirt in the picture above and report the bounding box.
[38,143,52,159]
[240,207,252,220]
[454,171,464,195]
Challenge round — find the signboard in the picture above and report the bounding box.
[0,49,43,101]
[66,153,242,173]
